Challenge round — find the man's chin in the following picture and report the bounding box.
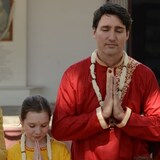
[104,49,118,55]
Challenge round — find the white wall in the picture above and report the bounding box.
[27,0,104,103]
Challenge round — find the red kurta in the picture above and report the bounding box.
[52,54,160,160]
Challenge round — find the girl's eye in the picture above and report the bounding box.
[41,124,48,128]
[29,125,35,128]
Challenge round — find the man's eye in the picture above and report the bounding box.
[115,29,124,33]
[102,28,109,32]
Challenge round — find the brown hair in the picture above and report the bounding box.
[20,95,51,121]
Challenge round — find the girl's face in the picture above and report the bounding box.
[21,111,50,145]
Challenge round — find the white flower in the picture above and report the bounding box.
[90,50,128,107]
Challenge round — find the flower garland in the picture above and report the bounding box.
[90,50,128,107]
[21,133,52,160]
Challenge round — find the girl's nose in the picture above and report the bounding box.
[35,127,41,134]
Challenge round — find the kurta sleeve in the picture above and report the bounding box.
[122,66,160,141]
[52,65,104,141]
[0,108,7,160]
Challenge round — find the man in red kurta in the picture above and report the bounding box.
[52,3,160,160]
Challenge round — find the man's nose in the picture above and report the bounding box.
[108,31,116,41]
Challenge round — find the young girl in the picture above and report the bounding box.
[7,95,71,160]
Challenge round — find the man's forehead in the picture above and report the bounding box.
[98,14,125,28]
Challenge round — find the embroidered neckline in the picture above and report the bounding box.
[21,133,52,160]
[25,146,47,151]
[90,50,129,107]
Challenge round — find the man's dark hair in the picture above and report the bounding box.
[92,3,132,31]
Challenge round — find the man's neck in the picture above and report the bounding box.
[97,52,124,67]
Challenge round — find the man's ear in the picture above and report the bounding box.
[126,31,130,40]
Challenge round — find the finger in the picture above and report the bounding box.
[104,74,113,108]
[106,74,113,98]
[113,76,118,98]
[113,76,119,111]
[34,141,41,160]
[102,75,114,118]
[35,141,43,160]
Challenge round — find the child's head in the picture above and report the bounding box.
[20,95,52,143]
[20,95,51,121]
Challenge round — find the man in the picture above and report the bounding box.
[52,3,160,160]
[0,108,7,160]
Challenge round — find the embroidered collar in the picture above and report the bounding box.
[21,133,52,160]
[90,50,129,106]
[96,51,125,68]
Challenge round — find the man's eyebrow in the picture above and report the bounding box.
[100,25,110,28]
[115,26,125,29]
[100,26,125,30]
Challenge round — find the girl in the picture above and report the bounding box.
[7,95,71,160]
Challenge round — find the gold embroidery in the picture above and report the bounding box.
[116,57,140,102]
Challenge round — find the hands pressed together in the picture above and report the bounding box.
[33,141,43,160]
[102,75,125,125]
